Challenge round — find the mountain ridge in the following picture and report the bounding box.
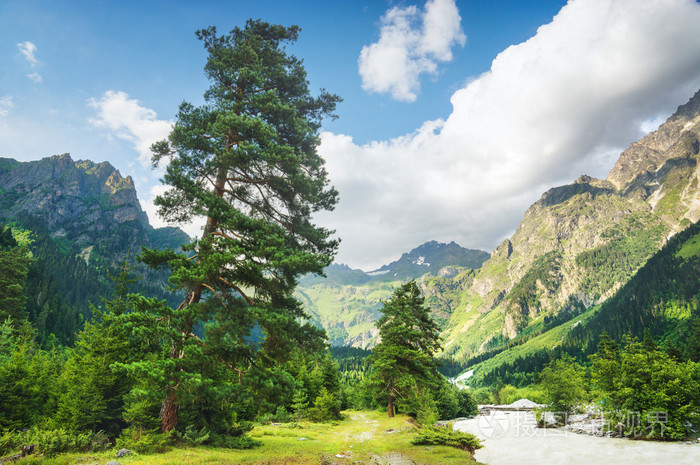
[441,88,700,359]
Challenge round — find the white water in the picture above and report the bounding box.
[454,411,700,465]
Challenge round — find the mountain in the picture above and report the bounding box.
[461,218,700,388]
[0,154,187,253]
[366,241,489,281]
[296,241,489,347]
[0,154,189,342]
[441,89,700,360]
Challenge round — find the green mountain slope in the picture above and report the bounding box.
[461,219,700,387]
[296,241,489,347]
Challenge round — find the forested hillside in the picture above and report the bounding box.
[462,219,700,388]
[0,155,188,343]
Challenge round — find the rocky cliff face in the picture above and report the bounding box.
[442,89,700,359]
[0,154,152,247]
[0,153,188,272]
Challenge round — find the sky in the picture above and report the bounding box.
[1,0,700,271]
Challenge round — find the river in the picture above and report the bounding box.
[453,411,700,465]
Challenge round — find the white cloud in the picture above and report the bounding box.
[87,90,205,236]
[0,96,13,117]
[17,41,38,66]
[320,0,700,270]
[88,90,180,230]
[17,41,42,82]
[358,0,465,102]
[88,90,173,167]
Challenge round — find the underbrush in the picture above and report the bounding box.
[411,424,483,453]
[0,427,110,458]
[2,411,479,465]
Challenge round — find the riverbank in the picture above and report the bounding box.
[454,410,700,465]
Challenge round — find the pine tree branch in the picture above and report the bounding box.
[218,277,254,305]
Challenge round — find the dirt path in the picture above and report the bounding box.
[344,413,418,465]
[371,452,418,465]
[348,412,380,443]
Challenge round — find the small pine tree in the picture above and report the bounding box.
[369,281,442,418]
[53,259,139,436]
[291,387,309,421]
[686,318,700,362]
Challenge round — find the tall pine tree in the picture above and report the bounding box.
[132,20,340,432]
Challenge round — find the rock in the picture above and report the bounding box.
[105,461,121,465]
[116,448,132,458]
[21,444,37,456]
[506,398,544,410]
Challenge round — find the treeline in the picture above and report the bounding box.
[575,214,665,298]
[0,228,478,458]
[537,333,700,440]
[567,220,700,347]
[0,258,349,455]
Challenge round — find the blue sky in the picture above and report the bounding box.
[2,0,700,270]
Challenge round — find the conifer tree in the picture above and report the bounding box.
[0,226,31,323]
[54,259,139,436]
[132,20,340,432]
[369,281,441,417]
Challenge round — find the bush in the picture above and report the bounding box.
[208,433,261,449]
[456,389,478,417]
[174,425,210,446]
[272,406,293,423]
[471,387,493,404]
[495,385,518,404]
[0,427,110,458]
[171,423,259,449]
[308,389,342,422]
[115,427,172,454]
[411,425,482,453]
[414,390,439,426]
[434,382,459,420]
[539,356,586,418]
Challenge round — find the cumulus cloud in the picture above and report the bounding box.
[358,0,465,102]
[320,0,700,270]
[17,41,38,66]
[0,96,13,117]
[88,90,173,167]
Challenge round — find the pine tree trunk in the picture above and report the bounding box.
[160,389,179,432]
[159,165,228,433]
[388,379,395,417]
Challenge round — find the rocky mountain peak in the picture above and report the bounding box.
[0,153,150,240]
[368,240,489,281]
[440,88,700,358]
[607,89,700,190]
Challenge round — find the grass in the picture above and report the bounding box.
[676,230,700,260]
[15,411,482,465]
[462,306,598,385]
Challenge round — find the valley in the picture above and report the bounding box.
[1,4,700,464]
